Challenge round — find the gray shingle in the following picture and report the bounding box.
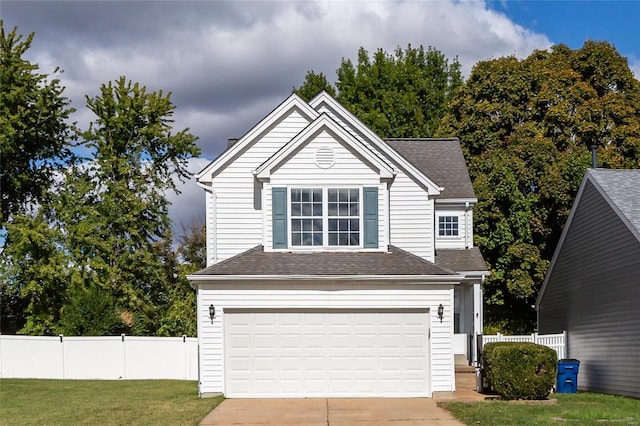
[384,138,476,199]
[194,245,456,276]
[435,247,488,272]
[589,169,640,234]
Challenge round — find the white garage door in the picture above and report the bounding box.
[224,309,430,398]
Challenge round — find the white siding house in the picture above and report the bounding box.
[189,92,488,398]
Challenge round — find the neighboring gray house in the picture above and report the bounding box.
[537,168,640,398]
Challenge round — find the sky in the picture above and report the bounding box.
[2,0,639,232]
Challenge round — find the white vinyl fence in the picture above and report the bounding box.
[0,335,197,380]
[482,332,566,360]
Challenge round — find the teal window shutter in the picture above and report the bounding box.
[272,187,288,249]
[363,187,378,248]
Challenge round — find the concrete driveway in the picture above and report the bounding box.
[199,398,464,425]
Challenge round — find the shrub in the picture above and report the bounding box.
[482,342,557,400]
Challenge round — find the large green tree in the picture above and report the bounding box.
[295,44,462,138]
[439,41,640,332]
[0,22,74,225]
[1,77,201,335]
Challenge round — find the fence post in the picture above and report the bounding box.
[121,334,126,379]
[59,334,65,379]
[497,332,502,342]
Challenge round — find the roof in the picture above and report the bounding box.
[193,245,456,277]
[589,169,640,233]
[385,139,476,199]
[435,247,488,273]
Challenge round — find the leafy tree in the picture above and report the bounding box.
[0,22,74,225]
[1,77,201,335]
[439,41,640,332]
[294,44,462,138]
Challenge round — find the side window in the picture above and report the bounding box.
[438,216,459,236]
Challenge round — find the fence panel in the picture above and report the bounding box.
[0,335,198,380]
[482,332,566,360]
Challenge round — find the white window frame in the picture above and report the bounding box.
[288,186,363,249]
[438,215,459,237]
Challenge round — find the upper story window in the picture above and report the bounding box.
[438,216,459,236]
[291,187,360,247]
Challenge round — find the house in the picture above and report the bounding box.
[188,92,488,398]
[536,169,640,398]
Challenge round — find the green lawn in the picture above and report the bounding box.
[441,392,640,426]
[0,379,223,425]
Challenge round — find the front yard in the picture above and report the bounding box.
[440,392,640,425]
[1,379,639,425]
[0,379,223,425]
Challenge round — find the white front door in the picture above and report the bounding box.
[223,309,430,398]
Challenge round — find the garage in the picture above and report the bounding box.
[223,308,431,398]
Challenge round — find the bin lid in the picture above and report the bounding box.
[559,359,580,363]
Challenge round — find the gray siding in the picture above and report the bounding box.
[539,180,640,398]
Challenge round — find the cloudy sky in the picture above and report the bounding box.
[3,0,639,232]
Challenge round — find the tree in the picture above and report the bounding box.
[0,22,74,225]
[1,77,201,335]
[294,44,462,138]
[439,41,640,332]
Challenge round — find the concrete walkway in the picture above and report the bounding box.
[199,398,465,425]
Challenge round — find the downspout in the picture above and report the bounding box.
[196,182,217,266]
[464,202,470,250]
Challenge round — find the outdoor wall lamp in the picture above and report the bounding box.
[437,304,444,323]
[209,304,216,323]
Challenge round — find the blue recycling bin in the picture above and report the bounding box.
[556,359,580,393]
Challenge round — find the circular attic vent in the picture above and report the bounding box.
[314,146,336,169]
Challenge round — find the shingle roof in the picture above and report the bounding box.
[589,169,640,233]
[193,245,457,276]
[384,138,476,199]
[435,247,488,273]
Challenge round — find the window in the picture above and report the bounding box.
[290,188,360,247]
[291,188,323,246]
[328,189,359,246]
[438,216,459,236]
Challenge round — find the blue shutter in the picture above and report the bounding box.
[272,187,288,249]
[363,187,378,248]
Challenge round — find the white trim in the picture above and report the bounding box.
[253,114,395,179]
[309,92,443,195]
[188,274,464,282]
[435,198,478,204]
[197,93,319,182]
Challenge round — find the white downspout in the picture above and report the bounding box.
[197,182,217,266]
[464,201,470,249]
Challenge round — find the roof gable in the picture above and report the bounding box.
[197,93,319,182]
[309,92,442,196]
[253,113,395,180]
[536,168,640,307]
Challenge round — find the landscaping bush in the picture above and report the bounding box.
[482,342,557,400]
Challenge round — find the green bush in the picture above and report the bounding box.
[482,342,557,400]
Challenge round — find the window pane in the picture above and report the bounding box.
[313,233,323,245]
[302,219,312,231]
[313,219,322,231]
[291,189,301,202]
[339,189,348,202]
[292,233,301,246]
[339,204,348,216]
[313,188,322,202]
[313,203,322,216]
[349,233,359,245]
[350,189,359,201]
[291,220,301,231]
[291,204,301,216]
[329,234,337,245]
[349,204,359,216]
[302,233,312,245]
[329,219,338,231]
[328,189,337,202]
[301,204,311,216]
[339,219,348,231]
[301,190,310,202]
[328,203,338,216]
[339,234,348,245]
[350,219,359,231]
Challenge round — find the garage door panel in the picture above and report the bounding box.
[224,311,430,398]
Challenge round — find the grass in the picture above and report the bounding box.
[441,392,640,426]
[0,379,223,425]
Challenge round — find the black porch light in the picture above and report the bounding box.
[209,304,216,323]
[437,304,444,323]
